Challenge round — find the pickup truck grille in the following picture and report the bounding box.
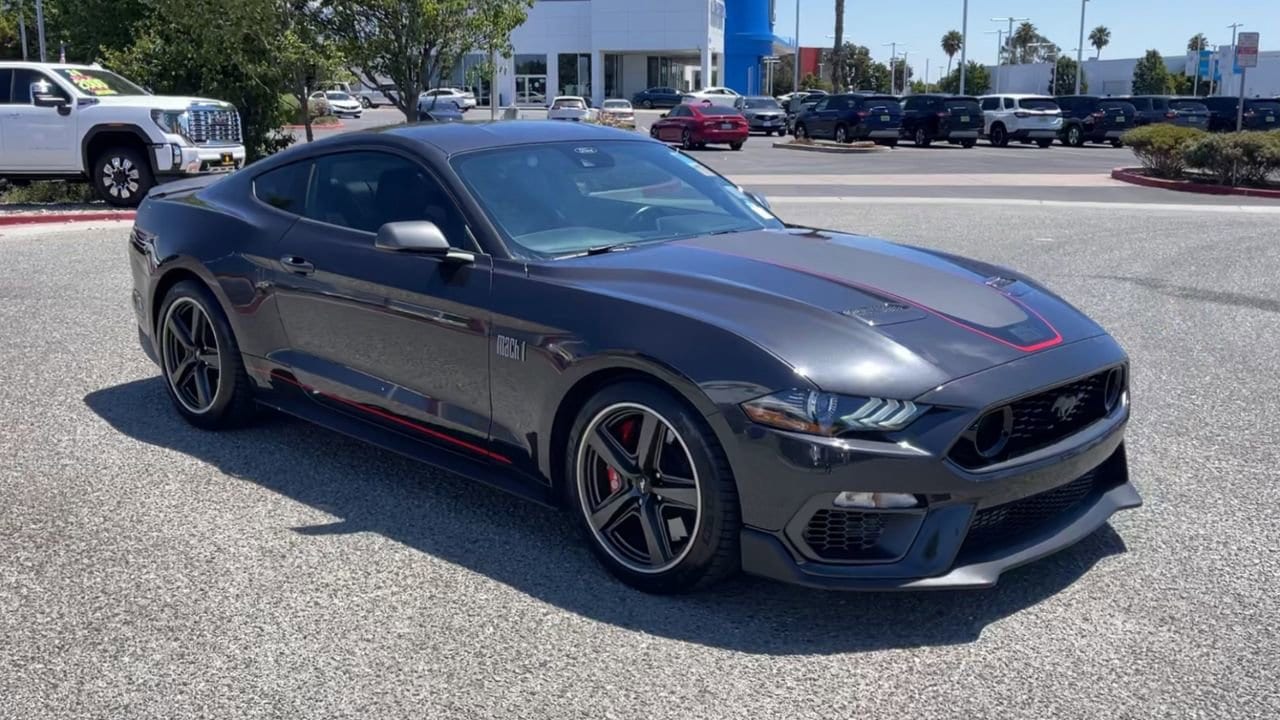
[188,108,242,144]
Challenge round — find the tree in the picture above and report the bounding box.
[1011,22,1039,63]
[939,61,990,95]
[322,0,532,123]
[798,72,831,93]
[941,30,963,78]
[824,43,892,93]
[1050,56,1085,95]
[104,0,295,159]
[470,0,534,118]
[1089,25,1111,59]
[1188,33,1208,53]
[1132,49,1173,95]
[771,54,795,95]
[43,0,150,62]
[276,2,345,144]
[831,0,846,91]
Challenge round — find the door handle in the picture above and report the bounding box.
[280,256,315,275]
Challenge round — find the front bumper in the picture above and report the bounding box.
[152,142,245,176]
[729,335,1140,589]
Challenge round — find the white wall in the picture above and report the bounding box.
[985,50,1280,97]
[591,0,722,54]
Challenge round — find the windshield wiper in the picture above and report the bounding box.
[583,243,635,256]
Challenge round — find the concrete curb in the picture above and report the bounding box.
[0,211,136,227]
[772,142,889,154]
[1111,168,1280,200]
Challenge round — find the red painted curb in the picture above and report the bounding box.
[0,211,135,227]
[1111,168,1280,199]
[283,120,346,130]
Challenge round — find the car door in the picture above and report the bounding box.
[807,97,832,137]
[900,96,919,136]
[269,149,494,461]
[661,105,690,141]
[4,68,78,172]
[980,96,1000,134]
[0,68,10,159]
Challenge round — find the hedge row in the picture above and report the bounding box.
[1122,125,1280,187]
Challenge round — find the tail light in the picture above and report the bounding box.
[1244,110,1256,118]
[1090,110,1106,119]
[703,120,719,128]
[936,111,949,118]
[1165,111,1177,119]
[856,111,868,118]
[1014,111,1029,118]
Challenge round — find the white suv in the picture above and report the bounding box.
[978,94,1063,148]
[0,62,247,207]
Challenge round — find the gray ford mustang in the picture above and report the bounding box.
[128,121,1140,593]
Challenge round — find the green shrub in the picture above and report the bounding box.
[1183,132,1280,186]
[1,181,97,205]
[1121,124,1206,179]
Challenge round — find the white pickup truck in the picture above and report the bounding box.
[0,61,247,207]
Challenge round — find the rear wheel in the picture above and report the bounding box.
[359,96,372,109]
[794,123,808,140]
[681,128,695,150]
[566,382,741,593]
[1037,139,1053,148]
[989,124,1009,147]
[729,141,744,151]
[642,99,654,109]
[93,146,154,208]
[835,124,849,143]
[961,139,976,148]
[1110,138,1124,148]
[157,280,256,430]
[1066,125,1084,147]
[914,127,932,147]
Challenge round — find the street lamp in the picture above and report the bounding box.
[883,42,906,94]
[793,0,801,94]
[960,0,969,95]
[1075,0,1091,94]
[984,30,1005,92]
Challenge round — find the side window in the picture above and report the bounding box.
[0,69,12,104]
[253,161,313,214]
[813,98,829,111]
[981,97,999,111]
[1003,97,1014,110]
[669,105,687,118]
[12,69,69,104]
[304,151,466,242]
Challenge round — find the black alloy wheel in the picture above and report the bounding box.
[990,124,1009,147]
[568,383,741,593]
[835,125,849,143]
[681,128,695,150]
[643,99,654,109]
[157,281,256,429]
[915,127,931,147]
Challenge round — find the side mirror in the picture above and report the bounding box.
[32,82,66,109]
[744,190,771,210]
[374,221,474,263]
[660,112,668,118]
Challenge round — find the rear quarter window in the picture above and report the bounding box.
[254,161,312,214]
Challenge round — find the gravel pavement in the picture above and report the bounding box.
[1,206,1278,719]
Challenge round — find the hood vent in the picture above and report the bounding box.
[839,302,927,327]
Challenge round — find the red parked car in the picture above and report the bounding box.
[649,103,749,150]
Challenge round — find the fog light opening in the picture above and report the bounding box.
[833,491,921,509]
[1103,366,1125,412]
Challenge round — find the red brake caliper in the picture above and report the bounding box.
[608,419,637,494]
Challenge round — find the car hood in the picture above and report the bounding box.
[536,228,1107,399]
[88,95,236,111]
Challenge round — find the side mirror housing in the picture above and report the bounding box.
[374,221,474,263]
[744,190,771,211]
[659,112,668,118]
[32,82,66,109]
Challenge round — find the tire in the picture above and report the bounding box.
[649,126,659,139]
[729,141,744,151]
[794,123,807,140]
[156,280,256,430]
[642,99,654,109]
[1066,125,1084,147]
[681,128,695,150]
[876,139,898,148]
[565,381,741,593]
[914,127,932,147]
[961,139,976,148]
[989,124,1009,147]
[1037,139,1053,148]
[359,96,372,108]
[93,145,154,208]
[835,124,849,144]
[1110,139,1124,148]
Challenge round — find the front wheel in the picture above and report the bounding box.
[729,141,744,151]
[93,146,154,208]
[566,382,741,593]
[359,96,372,108]
[1066,125,1084,147]
[1110,139,1124,148]
[681,128,695,150]
[642,99,654,109]
[1037,139,1053,148]
[989,125,1009,147]
[835,124,849,144]
[794,123,807,140]
[157,280,256,430]
[961,139,976,148]
[914,127,932,147]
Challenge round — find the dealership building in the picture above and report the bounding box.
[444,0,795,106]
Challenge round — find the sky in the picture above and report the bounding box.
[785,0,1276,80]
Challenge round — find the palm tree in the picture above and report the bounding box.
[1011,22,1038,64]
[1187,33,1208,52]
[1089,25,1111,60]
[941,30,963,78]
[832,0,845,91]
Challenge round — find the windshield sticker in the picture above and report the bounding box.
[64,69,118,96]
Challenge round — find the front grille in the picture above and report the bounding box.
[960,466,1109,555]
[802,509,886,561]
[188,108,242,144]
[949,369,1120,469]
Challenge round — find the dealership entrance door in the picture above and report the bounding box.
[515,75,547,105]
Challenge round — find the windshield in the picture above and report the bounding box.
[451,141,784,258]
[326,92,351,100]
[743,97,780,109]
[603,100,632,109]
[53,67,148,96]
[1018,98,1060,111]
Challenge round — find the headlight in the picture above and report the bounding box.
[151,109,189,142]
[741,389,927,436]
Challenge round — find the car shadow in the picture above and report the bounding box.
[85,377,1128,656]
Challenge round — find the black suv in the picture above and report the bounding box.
[899,94,982,147]
[1055,96,1137,147]
[1200,97,1280,132]
[794,94,902,146]
[1120,96,1210,130]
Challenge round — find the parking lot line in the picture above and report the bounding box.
[731,174,1122,187]
[767,196,1280,214]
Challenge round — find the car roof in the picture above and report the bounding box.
[553,96,586,101]
[381,120,643,154]
[0,61,103,70]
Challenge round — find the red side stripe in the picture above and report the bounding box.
[684,244,1064,353]
[267,371,511,464]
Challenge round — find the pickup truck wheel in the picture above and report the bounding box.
[94,146,154,208]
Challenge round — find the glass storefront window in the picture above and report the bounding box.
[558,53,591,97]
[604,54,622,99]
[514,54,547,76]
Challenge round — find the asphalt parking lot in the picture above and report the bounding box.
[3,199,1278,718]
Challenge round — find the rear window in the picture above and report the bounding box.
[1169,100,1208,112]
[857,96,899,109]
[1018,98,1060,111]
[946,99,980,111]
[698,105,741,116]
[553,99,586,109]
[1100,101,1134,111]
[1246,101,1280,113]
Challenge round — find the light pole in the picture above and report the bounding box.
[793,0,801,93]
[883,42,905,94]
[1225,23,1243,95]
[960,0,969,95]
[1075,0,1090,94]
[35,0,47,62]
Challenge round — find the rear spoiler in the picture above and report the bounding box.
[145,172,227,201]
